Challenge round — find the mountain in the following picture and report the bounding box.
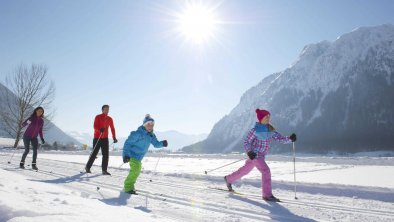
[154,130,207,151]
[0,82,81,146]
[118,130,208,152]
[66,131,93,146]
[183,24,394,154]
[69,130,207,151]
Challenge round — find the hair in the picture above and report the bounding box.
[30,107,44,118]
[268,124,276,132]
[102,104,109,110]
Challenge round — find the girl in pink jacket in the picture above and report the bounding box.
[224,109,296,202]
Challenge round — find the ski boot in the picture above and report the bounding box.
[32,163,38,171]
[20,162,25,169]
[263,195,280,202]
[102,171,111,176]
[125,189,138,195]
[85,167,91,173]
[224,176,234,192]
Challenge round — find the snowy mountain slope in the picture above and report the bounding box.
[83,130,207,151]
[66,131,93,146]
[184,24,394,154]
[0,151,393,221]
[0,83,81,146]
[154,130,207,151]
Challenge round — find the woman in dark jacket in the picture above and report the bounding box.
[20,107,45,170]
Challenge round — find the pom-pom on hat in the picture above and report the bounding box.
[143,114,155,126]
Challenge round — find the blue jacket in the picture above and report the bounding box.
[122,126,164,161]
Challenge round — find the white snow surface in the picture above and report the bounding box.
[0,149,393,222]
[0,138,16,148]
[217,24,394,141]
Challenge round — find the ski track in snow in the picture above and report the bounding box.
[0,152,393,222]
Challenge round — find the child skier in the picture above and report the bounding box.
[122,114,168,194]
[224,109,296,202]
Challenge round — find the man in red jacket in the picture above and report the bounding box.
[85,104,118,175]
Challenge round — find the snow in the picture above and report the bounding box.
[1,149,393,221]
[0,138,16,148]
[207,24,394,147]
[294,24,394,95]
[0,167,168,222]
[66,131,208,151]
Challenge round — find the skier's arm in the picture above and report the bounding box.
[243,129,256,153]
[93,115,100,131]
[123,131,138,157]
[39,120,44,140]
[109,118,116,140]
[272,131,291,144]
[151,134,164,148]
[21,117,31,128]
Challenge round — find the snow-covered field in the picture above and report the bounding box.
[0,148,393,221]
[0,138,16,148]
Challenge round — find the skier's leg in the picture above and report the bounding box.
[20,136,31,164]
[31,138,38,164]
[101,138,109,172]
[86,138,100,169]
[225,159,255,184]
[124,158,142,192]
[255,158,272,198]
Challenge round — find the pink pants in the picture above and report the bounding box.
[226,158,272,198]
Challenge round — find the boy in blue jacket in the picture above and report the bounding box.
[122,114,168,194]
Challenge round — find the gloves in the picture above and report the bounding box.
[41,138,45,144]
[113,138,118,143]
[162,140,168,147]
[100,128,105,133]
[123,156,130,163]
[247,150,256,160]
[289,133,297,142]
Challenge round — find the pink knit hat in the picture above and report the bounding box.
[256,109,270,122]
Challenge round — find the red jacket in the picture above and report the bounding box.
[93,113,116,139]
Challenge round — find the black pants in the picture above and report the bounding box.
[21,136,38,164]
[86,138,109,171]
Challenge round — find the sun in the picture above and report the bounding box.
[176,3,218,44]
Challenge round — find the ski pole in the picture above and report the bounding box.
[7,135,22,164]
[95,162,125,192]
[204,158,244,175]
[87,132,103,159]
[7,147,19,164]
[145,151,163,209]
[149,151,163,182]
[112,162,125,174]
[293,142,298,200]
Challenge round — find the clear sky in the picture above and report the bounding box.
[1,0,393,137]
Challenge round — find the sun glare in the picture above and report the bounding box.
[176,4,218,44]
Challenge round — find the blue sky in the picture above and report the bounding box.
[1,0,393,138]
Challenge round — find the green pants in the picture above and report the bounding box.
[124,158,142,192]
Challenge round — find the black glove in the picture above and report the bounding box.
[247,151,256,160]
[113,138,118,143]
[162,140,168,147]
[100,128,105,133]
[289,133,297,142]
[123,156,130,163]
[41,138,45,144]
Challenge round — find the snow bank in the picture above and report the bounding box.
[0,168,173,222]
